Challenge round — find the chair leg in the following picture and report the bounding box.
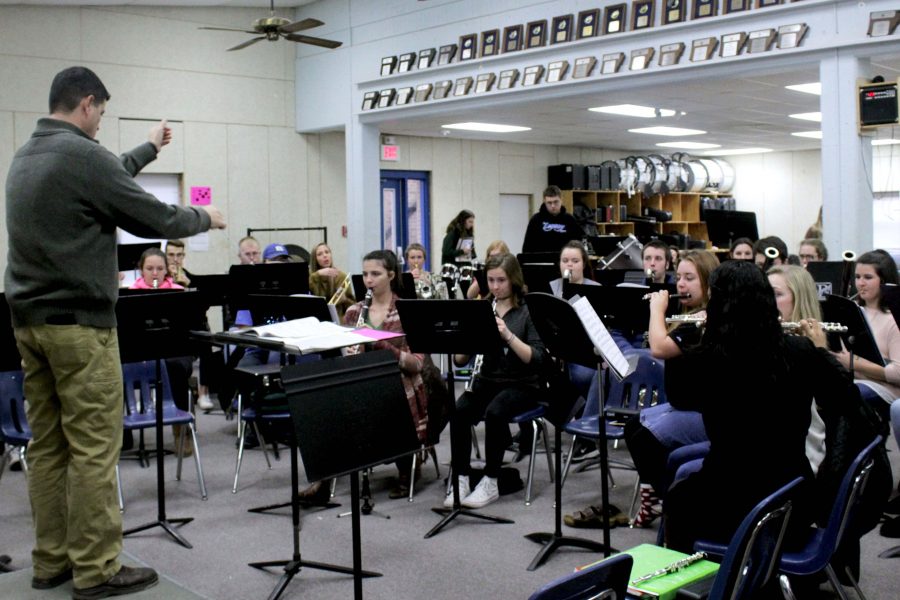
[0,448,9,482]
[627,476,642,525]
[255,422,272,469]
[779,574,798,600]
[116,464,125,513]
[844,565,868,600]
[232,419,247,494]
[329,477,337,498]
[408,450,419,503]
[471,424,481,459]
[560,435,577,488]
[428,446,440,478]
[524,419,540,506]
[825,564,853,600]
[189,423,208,500]
[540,420,553,483]
[175,425,185,481]
[19,446,27,475]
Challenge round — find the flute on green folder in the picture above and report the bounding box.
[631,551,708,585]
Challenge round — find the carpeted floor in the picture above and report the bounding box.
[1,402,899,599]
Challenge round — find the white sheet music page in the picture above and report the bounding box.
[245,317,372,352]
[570,295,633,379]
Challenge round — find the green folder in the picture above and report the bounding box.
[623,544,720,600]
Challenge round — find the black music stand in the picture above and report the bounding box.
[116,290,207,548]
[805,262,845,300]
[394,299,514,538]
[822,294,885,374]
[523,292,622,570]
[228,262,310,296]
[255,349,418,600]
[702,209,759,248]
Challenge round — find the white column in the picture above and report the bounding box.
[820,51,873,256]
[344,119,381,272]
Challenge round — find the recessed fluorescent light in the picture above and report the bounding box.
[700,147,773,156]
[656,141,721,149]
[872,139,900,146]
[789,112,822,122]
[791,130,823,139]
[785,82,821,95]
[441,122,531,133]
[589,104,677,118]
[629,126,706,136]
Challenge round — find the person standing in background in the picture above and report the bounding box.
[522,186,582,254]
[441,210,476,265]
[5,66,225,599]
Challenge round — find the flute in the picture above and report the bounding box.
[642,292,691,300]
[632,552,707,585]
[664,314,847,332]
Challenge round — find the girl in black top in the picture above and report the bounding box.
[446,253,546,509]
[441,210,476,265]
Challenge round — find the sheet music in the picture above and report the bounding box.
[240,317,403,353]
[246,317,344,338]
[571,296,633,379]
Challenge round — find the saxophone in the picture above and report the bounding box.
[464,298,497,392]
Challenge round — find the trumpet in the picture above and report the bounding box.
[664,314,847,332]
[465,299,497,392]
[328,273,353,305]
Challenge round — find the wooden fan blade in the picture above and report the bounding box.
[227,37,266,51]
[199,26,257,34]
[278,17,324,34]
[283,33,342,49]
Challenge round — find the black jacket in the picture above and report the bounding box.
[521,204,582,254]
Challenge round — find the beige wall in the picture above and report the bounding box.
[0,5,346,279]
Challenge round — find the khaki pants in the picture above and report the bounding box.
[15,324,123,588]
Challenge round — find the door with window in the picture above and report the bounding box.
[380,170,431,268]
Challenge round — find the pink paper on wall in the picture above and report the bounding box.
[190,186,211,205]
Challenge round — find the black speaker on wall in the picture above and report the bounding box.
[548,164,586,190]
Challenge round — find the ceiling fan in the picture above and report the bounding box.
[199,0,342,52]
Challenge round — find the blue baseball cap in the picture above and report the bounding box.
[263,243,289,260]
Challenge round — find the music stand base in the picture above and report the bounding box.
[249,559,381,600]
[248,500,340,514]
[424,506,514,539]
[524,532,612,571]
[879,545,900,559]
[123,517,193,549]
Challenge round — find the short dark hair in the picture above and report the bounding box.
[753,236,788,261]
[166,239,185,250]
[49,67,110,114]
[729,237,754,256]
[642,239,668,259]
[543,185,562,199]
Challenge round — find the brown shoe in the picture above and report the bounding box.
[297,480,332,506]
[72,565,158,599]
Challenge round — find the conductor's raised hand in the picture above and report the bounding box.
[148,119,173,152]
[200,205,227,229]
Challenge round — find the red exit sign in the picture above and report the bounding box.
[381,144,400,161]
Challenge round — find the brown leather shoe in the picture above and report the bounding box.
[31,567,72,589]
[72,565,158,599]
[297,480,332,506]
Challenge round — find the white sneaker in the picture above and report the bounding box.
[196,395,214,411]
[443,475,471,508]
[461,476,499,509]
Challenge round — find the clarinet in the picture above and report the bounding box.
[357,288,373,327]
[465,298,497,392]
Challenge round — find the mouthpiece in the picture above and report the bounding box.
[563,269,572,280]
[152,278,159,289]
[764,247,779,259]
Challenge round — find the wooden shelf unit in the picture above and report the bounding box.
[561,189,716,246]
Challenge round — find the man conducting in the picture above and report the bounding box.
[5,66,226,599]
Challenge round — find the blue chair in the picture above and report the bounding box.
[527,552,633,600]
[562,351,665,517]
[512,404,554,506]
[121,360,207,501]
[777,436,883,600]
[695,476,803,600]
[0,370,29,481]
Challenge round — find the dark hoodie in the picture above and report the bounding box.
[521,203,582,253]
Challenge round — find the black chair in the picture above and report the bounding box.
[695,476,803,600]
[527,552,632,600]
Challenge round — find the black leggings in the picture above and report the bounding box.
[450,380,541,478]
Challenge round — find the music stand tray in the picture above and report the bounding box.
[822,294,885,367]
[394,299,513,538]
[116,290,208,549]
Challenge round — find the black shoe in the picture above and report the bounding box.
[881,515,900,539]
[297,480,332,507]
[885,494,900,516]
[570,439,600,464]
[235,430,259,450]
[31,567,72,589]
[72,565,158,600]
